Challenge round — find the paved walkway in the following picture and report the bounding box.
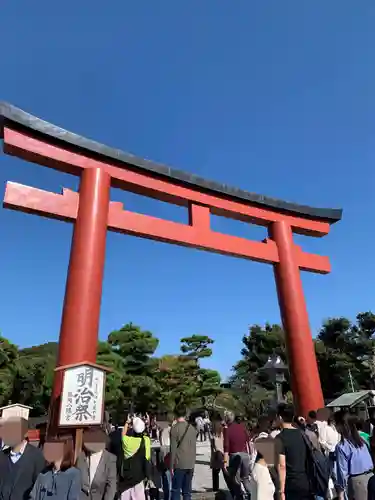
[192,440,227,493]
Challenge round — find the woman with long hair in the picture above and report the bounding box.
[30,437,81,499]
[334,411,373,500]
[249,450,275,500]
[253,416,270,442]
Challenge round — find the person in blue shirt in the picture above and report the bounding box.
[30,437,81,500]
[334,411,373,500]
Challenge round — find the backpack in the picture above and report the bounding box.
[119,437,151,491]
[300,430,330,497]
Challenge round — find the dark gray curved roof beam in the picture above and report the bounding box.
[0,102,342,224]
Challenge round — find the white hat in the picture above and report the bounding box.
[132,417,145,434]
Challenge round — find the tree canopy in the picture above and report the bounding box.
[230,312,375,417]
[0,324,221,421]
[2,311,375,420]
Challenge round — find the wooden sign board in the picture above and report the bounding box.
[58,363,107,427]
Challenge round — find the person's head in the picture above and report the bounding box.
[307,410,317,424]
[327,415,335,427]
[1,417,28,448]
[293,416,306,429]
[166,413,174,426]
[253,437,275,466]
[316,407,331,423]
[225,411,235,425]
[354,417,365,432]
[256,415,270,435]
[44,437,74,471]
[83,428,108,454]
[269,414,281,431]
[188,414,196,426]
[132,417,146,437]
[174,405,187,420]
[212,421,223,437]
[277,404,295,426]
[334,411,363,448]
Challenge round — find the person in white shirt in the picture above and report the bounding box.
[249,451,275,500]
[195,416,204,442]
[203,416,211,441]
[316,407,340,500]
[316,408,340,454]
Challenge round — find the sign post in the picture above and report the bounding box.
[54,361,111,461]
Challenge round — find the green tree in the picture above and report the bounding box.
[316,313,375,398]
[156,355,198,410]
[180,335,220,406]
[108,322,159,413]
[96,340,127,422]
[232,323,287,385]
[230,323,291,417]
[180,335,214,361]
[231,313,375,415]
[11,342,57,415]
[0,336,19,406]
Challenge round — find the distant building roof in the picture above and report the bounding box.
[327,391,373,409]
[0,404,33,411]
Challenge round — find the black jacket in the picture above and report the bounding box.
[0,443,46,500]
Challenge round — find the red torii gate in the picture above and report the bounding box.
[0,102,342,418]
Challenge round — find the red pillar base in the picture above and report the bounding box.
[48,167,110,435]
[270,221,324,416]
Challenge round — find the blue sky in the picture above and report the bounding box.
[0,1,374,378]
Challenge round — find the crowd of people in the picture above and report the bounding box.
[2,403,375,500]
[208,404,375,500]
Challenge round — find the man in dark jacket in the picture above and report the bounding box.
[0,417,46,500]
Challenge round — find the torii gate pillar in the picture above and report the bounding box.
[270,221,324,414]
[53,168,110,388]
[49,168,110,432]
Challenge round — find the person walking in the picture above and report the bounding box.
[223,411,252,500]
[195,416,204,443]
[249,450,276,500]
[275,404,313,500]
[170,406,196,500]
[203,415,211,442]
[334,411,373,500]
[210,421,224,492]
